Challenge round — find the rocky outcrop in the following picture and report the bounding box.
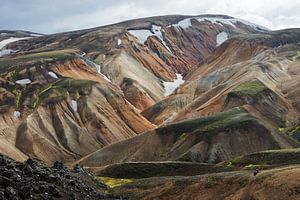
[0,153,123,200]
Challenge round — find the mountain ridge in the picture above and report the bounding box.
[0,14,273,164]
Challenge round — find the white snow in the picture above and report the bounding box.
[71,100,78,112]
[82,58,112,82]
[81,52,86,57]
[129,25,171,52]
[151,25,172,52]
[48,71,59,79]
[101,74,111,82]
[199,17,269,31]
[0,49,14,57]
[0,37,32,57]
[14,111,21,118]
[16,79,32,85]
[162,73,185,96]
[167,18,192,29]
[128,29,152,44]
[168,17,269,31]
[216,32,228,46]
[30,33,43,37]
[177,18,192,29]
[95,63,112,82]
[98,67,111,82]
[0,37,32,49]
[94,63,101,73]
[196,17,236,27]
[117,39,122,46]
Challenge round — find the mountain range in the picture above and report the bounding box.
[1,14,300,199]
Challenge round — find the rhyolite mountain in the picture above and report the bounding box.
[1,14,300,200]
[0,14,274,164]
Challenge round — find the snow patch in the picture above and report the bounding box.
[163,73,185,96]
[71,100,78,112]
[128,29,152,44]
[151,25,172,52]
[0,37,32,49]
[30,33,43,37]
[177,18,192,29]
[95,63,112,82]
[0,49,14,57]
[196,17,236,27]
[0,37,32,57]
[168,17,269,31]
[48,71,59,79]
[196,17,269,31]
[117,39,122,46]
[82,58,112,82]
[14,111,21,118]
[129,25,171,52]
[169,18,192,29]
[216,32,228,46]
[16,79,32,85]
[101,73,111,82]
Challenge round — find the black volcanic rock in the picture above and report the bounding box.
[0,154,125,200]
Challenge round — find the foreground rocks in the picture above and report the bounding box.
[0,154,125,200]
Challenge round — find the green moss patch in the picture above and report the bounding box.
[32,78,94,107]
[234,81,267,96]
[156,107,257,141]
[229,80,269,100]
[0,50,76,74]
[0,77,95,110]
[97,177,133,188]
[15,91,22,108]
[0,48,93,110]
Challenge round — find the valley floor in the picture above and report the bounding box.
[106,164,300,200]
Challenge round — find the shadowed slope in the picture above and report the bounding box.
[76,107,299,167]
